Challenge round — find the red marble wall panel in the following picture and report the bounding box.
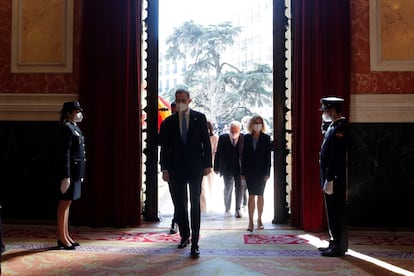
[2,0,412,95]
[351,0,414,94]
[0,0,82,94]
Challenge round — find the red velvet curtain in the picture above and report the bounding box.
[75,0,142,227]
[291,0,350,231]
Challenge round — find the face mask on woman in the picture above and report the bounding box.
[253,123,262,132]
[74,112,83,123]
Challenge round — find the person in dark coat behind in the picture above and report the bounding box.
[318,96,349,257]
[0,202,4,265]
[163,101,179,235]
[56,101,86,250]
[214,120,245,218]
[241,115,271,232]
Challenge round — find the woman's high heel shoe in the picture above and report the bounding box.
[57,239,76,250]
[257,220,264,230]
[246,222,254,232]
[70,241,80,247]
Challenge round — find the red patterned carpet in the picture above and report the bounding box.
[244,232,414,246]
[1,224,414,275]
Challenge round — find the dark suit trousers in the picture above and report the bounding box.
[223,173,243,212]
[170,172,203,246]
[323,178,348,252]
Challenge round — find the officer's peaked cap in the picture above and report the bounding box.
[319,97,344,111]
[61,101,83,113]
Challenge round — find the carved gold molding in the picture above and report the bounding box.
[1,93,412,123]
[0,93,78,121]
[350,94,414,123]
[11,0,74,73]
[369,0,414,71]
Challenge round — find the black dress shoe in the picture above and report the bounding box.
[190,247,200,258]
[178,238,190,249]
[318,241,334,251]
[235,210,242,218]
[169,221,178,234]
[320,248,345,257]
[57,240,76,250]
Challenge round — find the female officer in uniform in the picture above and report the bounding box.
[57,101,86,250]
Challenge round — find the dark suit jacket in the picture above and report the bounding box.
[319,118,348,186]
[159,109,212,176]
[241,132,271,177]
[214,133,244,176]
[60,121,86,180]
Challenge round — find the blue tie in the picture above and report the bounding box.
[181,114,187,143]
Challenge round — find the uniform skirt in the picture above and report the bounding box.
[60,179,82,201]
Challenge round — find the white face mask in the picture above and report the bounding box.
[74,112,83,123]
[230,132,240,140]
[322,112,331,122]
[176,102,188,113]
[253,124,262,132]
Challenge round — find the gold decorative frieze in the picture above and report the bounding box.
[0,93,78,121]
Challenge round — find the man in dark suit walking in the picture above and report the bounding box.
[214,121,245,218]
[159,89,212,258]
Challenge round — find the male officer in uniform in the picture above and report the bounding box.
[319,96,349,257]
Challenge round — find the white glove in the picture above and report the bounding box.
[323,180,333,195]
[60,178,70,194]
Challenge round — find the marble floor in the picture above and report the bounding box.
[156,170,282,231]
[2,173,414,275]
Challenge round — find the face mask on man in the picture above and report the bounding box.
[176,102,188,113]
[253,124,262,132]
[322,112,331,122]
[74,112,83,123]
[230,132,240,140]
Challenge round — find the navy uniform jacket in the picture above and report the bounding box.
[159,109,212,176]
[60,121,86,181]
[319,118,348,186]
[214,133,244,176]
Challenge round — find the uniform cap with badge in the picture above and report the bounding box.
[61,101,83,113]
[319,97,344,111]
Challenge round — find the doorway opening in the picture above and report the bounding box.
[141,0,292,228]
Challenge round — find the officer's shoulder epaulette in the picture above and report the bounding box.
[64,121,77,131]
[336,132,344,138]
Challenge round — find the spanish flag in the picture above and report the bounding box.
[158,96,171,131]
